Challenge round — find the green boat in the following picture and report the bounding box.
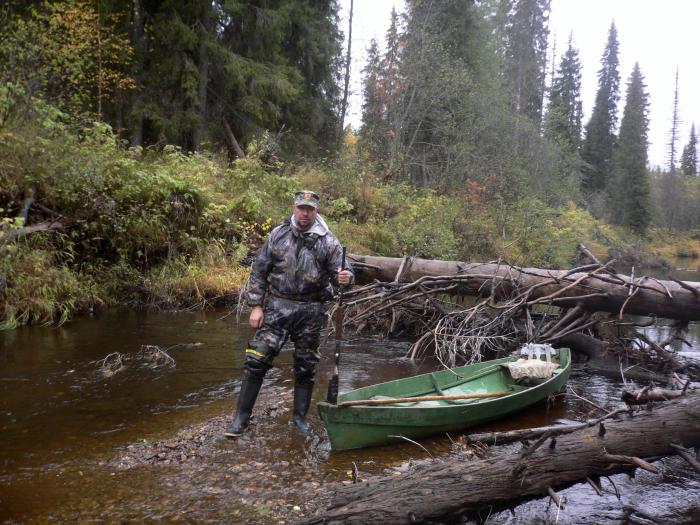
[317,348,571,451]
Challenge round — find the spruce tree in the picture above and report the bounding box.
[581,21,620,194]
[667,68,681,174]
[359,38,384,159]
[134,0,342,153]
[382,7,402,121]
[358,8,403,167]
[380,7,403,172]
[504,0,551,122]
[680,124,698,176]
[544,32,582,151]
[608,63,650,234]
[398,0,486,187]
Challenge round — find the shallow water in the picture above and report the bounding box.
[0,303,699,524]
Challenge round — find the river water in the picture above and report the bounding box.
[1,296,700,522]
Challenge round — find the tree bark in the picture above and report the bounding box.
[348,254,700,321]
[297,393,700,525]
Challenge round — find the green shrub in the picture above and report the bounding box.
[0,242,104,330]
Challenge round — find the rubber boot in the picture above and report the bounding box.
[225,374,263,438]
[292,381,314,433]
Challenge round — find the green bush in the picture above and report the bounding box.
[0,87,685,328]
[0,88,305,327]
[0,242,104,330]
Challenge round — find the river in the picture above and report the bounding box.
[1,293,700,523]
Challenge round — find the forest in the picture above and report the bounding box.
[2,0,700,329]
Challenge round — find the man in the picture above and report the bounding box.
[225,190,353,437]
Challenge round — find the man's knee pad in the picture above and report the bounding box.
[245,339,276,362]
[244,354,272,380]
[293,349,320,383]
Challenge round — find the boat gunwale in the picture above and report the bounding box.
[318,348,571,409]
[317,349,572,450]
[319,348,572,413]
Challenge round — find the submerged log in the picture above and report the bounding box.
[297,393,700,525]
[621,383,692,404]
[554,333,684,383]
[349,254,700,321]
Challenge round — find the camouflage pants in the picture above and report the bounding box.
[244,296,326,384]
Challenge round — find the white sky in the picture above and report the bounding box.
[339,0,700,169]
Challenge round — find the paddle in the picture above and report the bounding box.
[326,246,346,404]
[337,391,510,408]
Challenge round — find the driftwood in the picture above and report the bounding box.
[349,254,700,321]
[297,393,700,525]
[555,333,693,383]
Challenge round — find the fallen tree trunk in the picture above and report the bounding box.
[0,220,63,245]
[349,254,700,321]
[298,393,700,525]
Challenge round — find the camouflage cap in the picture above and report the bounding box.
[294,190,320,209]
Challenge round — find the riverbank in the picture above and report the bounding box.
[3,96,699,330]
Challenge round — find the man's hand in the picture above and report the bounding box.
[337,269,352,286]
[249,305,264,329]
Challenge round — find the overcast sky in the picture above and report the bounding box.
[339,0,700,169]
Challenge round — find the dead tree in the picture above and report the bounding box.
[341,255,698,374]
[297,392,700,525]
[349,254,700,320]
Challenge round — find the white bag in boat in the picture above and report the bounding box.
[507,343,559,380]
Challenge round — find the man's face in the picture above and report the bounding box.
[293,204,318,230]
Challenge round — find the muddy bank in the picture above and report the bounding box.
[105,388,342,524]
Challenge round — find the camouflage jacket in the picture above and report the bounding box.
[246,215,354,306]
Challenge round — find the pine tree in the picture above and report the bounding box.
[581,21,620,194]
[680,124,698,176]
[398,0,486,187]
[504,0,551,122]
[544,32,582,151]
[667,68,681,174]
[608,63,650,234]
